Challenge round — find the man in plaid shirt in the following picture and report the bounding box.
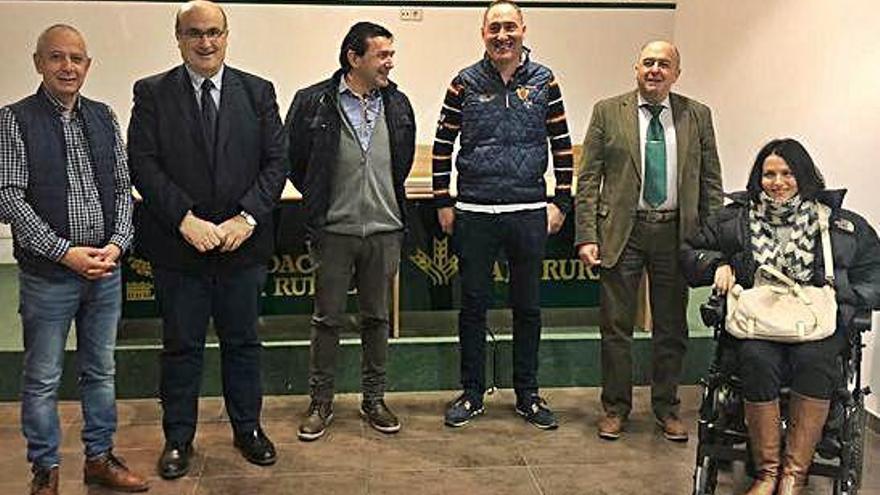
[0,25,147,494]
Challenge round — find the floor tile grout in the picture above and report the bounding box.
[2,387,879,495]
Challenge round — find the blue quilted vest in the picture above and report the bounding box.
[8,89,117,276]
[455,53,553,205]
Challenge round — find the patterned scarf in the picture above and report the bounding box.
[749,192,818,282]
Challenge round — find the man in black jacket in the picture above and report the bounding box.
[285,21,416,441]
[128,0,287,478]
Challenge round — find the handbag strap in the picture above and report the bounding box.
[757,264,797,287]
[756,204,834,293]
[817,203,834,285]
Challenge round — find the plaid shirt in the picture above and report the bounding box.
[0,88,133,262]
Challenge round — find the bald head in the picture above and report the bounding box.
[175,0,228,78]
[637,40,680,68]
[32,24,91,109]
[634,40,681,104]
[36,24,86,57]
[175,0,227,34]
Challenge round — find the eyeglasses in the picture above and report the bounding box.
[178,28,226,41]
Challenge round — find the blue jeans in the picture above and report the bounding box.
[19,269,121,468]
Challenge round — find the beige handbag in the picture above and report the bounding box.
[725,204,837,342]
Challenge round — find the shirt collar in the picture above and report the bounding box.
[637,92,671,111]
[185,64,224,93]
[39,84,81,116]
[338,73,380,100]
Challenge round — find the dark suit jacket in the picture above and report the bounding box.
[128,65,287,273]
[574,90,723,268]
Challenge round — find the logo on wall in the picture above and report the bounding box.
[125,257,155,301]
[409,237,459,286]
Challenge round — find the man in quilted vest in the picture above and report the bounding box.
[0,25,148,494]
[431,0,574,430]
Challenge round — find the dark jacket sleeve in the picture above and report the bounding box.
[680,207,732,287]
[284,89,312,191]
[398,91,417,180]
[237,80,288,218]
[846,213,880,310]
[128,78,194,231]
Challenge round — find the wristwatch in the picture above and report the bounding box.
[239,210,257,227]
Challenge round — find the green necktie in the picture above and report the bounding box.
[643,104,667,207]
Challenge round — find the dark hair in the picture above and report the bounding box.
[746,138,826,201]
[338,22,393,72]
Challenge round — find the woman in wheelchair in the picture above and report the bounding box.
[681,138,880,495]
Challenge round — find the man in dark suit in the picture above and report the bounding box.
[575,40,723,442]
[128,0,287,478]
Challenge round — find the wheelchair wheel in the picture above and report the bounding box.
[834,472,860,495]
[846,400,866,490]
[834,393,867,495]
[693,454,719,495]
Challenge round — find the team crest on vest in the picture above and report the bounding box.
[516,85,538,108]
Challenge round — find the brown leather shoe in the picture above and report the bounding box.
[30,465,58,495]
[597,413,625,440]
[656,413,689,442]
[84,451,149,492]
[298,400,334,441]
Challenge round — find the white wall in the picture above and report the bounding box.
[0,1,675,143]
[0,0,674,260]
[1,0,877,415]
[673,0,880,416]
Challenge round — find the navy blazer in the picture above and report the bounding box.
[128,65,287,273]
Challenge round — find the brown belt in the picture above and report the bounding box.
[635,210,678,223]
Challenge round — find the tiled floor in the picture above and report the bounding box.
[0,386,878,494]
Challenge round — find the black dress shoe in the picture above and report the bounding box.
[157,442,193,480]
[234,427,276,466]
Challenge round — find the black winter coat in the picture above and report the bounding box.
[284,70,416,239]
[681,190,880,327]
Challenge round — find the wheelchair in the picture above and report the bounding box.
[691,293,873,495]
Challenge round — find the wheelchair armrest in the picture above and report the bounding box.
[851,309,873,333]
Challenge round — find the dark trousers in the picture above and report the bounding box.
[455,209,547,397]
[739,331,845,402]
[154,265,266,444]
[599,217,687,419]
[309,230,403,403]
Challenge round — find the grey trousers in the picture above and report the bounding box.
[308,230,403,403]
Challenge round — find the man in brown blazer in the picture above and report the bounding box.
[575,40,722,442]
